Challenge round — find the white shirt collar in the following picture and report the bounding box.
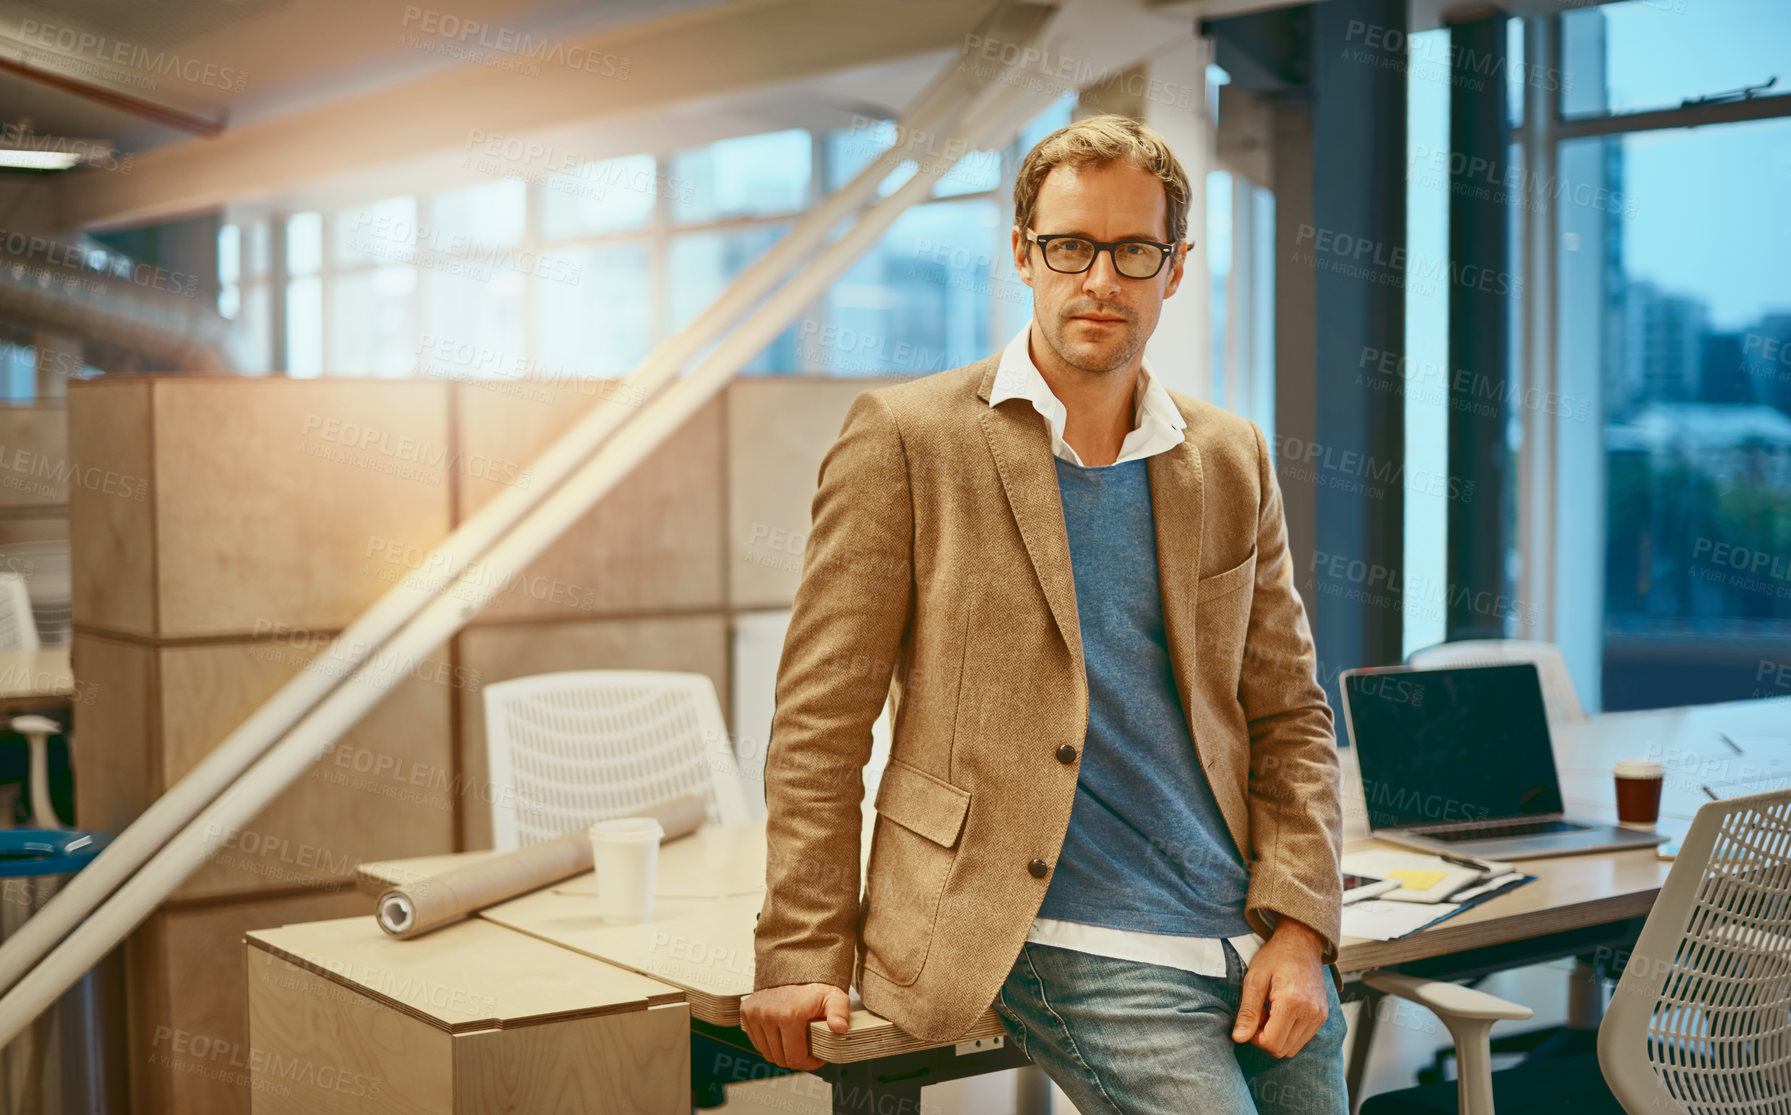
[987,321,1186,468]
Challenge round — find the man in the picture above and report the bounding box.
[744,113,1346,1114]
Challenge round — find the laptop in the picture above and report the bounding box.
[1339,663,1667,860]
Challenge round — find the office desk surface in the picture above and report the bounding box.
[357,819,779,902]
[1334,694,1788,968]
[351,696,1787,1059]
[0,647,74,702]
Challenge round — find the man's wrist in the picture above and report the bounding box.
[1270,915,1326,953]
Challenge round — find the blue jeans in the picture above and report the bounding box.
[990,939,1349,1115]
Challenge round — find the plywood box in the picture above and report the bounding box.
[246,916,689,1113]
[69,378,454,640]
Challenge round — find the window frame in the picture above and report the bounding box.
[1514,10,1791,709]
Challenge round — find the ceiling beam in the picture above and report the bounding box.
[58,0,997,231]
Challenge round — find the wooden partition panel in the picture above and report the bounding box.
[69,633,158,834]
[68,380,156,636]
[159,641,456,901]
[455,386,726,622]
[127,889,373,1115]
[726,377,904,610]
[66,373,903,1113]
[153,380,454,639]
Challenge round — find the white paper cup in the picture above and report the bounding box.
[588,817,664,924]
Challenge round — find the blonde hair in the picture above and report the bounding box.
[1012,113,1190,245]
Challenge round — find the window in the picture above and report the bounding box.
[324,199,416,376]
[219,216,273,373]
[1561,0,1790,120]
[816,200,1000,376]
[1535,5,1791,710]
[1402,27,1455,659]
[670,128,812,224]
[539,154,657,239]
[233,99,1079,384]
[667,223,805,374]
[532,241,653,376]
[286,211,324,377]
[0,343,33,400]
[1567,118,1791,709]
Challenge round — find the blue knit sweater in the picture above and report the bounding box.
[1034,455,1253,937]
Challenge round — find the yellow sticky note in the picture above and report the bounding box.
[1388,869,1448,891]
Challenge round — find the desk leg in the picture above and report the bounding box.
[688,1019,797,1108]
[1566,956,1604,1031]
[1345,988,1382,1114]
[827,1060,924,1115]
[1015,1063,1052,1115]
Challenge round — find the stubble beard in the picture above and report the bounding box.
[1044,307,1141,376]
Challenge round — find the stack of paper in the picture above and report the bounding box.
[1342,848,1517,904]
[1339,848,1533,941]
[1342,900,1461,941]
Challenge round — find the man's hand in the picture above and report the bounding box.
[741,982,852,1070]
[1231,917,1330,1059]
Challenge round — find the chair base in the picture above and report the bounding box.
[1359,1052,1625,1115]
[1417,1023,1600,1087]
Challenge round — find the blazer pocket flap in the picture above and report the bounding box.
[1197,547,1257,603]
[873,759,971,849]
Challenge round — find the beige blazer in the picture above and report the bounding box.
[753,354,1344,1045]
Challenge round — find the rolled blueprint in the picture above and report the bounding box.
[375,793,709,939]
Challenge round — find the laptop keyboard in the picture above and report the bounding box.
[1419,818,1591,841]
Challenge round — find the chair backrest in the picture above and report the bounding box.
[0,572,40,652]
[1599,788,1791,1115]
[1407,639,1586,723]
[482,669,751,851]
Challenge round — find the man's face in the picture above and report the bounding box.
[1012,159,1186,375]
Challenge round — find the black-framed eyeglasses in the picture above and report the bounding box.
[1025,228,1182,280]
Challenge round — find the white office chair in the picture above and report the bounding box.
[0,571,39,652]
[1359,787,1791,1115]
[1407,639,1586,724]
[0,542,68,647]
[482,670,753,851]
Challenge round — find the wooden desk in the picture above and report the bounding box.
[362,826,1663,1059]
[1331,694,1790,971]
[0,647,74,709]
[316,697,1788,1108]
[354,808,994,1063]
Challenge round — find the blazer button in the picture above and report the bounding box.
[1055,744,1078,764]
[1028,859,1049,879]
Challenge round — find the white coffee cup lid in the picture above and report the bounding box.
[589,817,665,840]
[1613,757,1664,778]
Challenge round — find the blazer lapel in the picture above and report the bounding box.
[975,363,1084,676]
[1147,425,1205,719]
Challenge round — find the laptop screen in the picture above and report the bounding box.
[1342,664,1566,830]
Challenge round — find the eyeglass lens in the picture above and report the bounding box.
[1044,238,1163,278]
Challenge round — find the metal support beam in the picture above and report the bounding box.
[1272,97,1316,624]
[1309,0,1408,696]
[1445,12,1511,641]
